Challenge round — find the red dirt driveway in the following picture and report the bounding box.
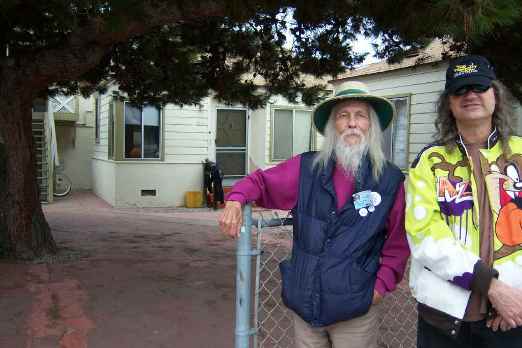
[0,192,239,348]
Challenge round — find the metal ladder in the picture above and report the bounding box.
[32,118,49,203]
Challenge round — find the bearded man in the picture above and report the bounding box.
[219,81,409,348]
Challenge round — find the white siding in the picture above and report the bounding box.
[93,85,118,160]
[249,107,267,171]
[93,92,210,164]
[163,103,209,163]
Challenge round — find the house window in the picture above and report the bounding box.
[272,108,313,161]
[94,95,101,143]
[383,96,410,169]
[124,103,161,159]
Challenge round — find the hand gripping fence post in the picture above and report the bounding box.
[235,204,255,348]
[235,205,295,348]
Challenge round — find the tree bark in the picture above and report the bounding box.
[0,1,231,259]
[0,84,57,259]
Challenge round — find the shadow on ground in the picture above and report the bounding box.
[0,192,237,348]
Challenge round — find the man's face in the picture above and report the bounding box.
[449,86,496,128]
[333,100,371,146]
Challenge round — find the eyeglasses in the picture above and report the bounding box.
[451,84,491,96]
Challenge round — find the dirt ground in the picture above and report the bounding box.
[0,192,419,348]
[0,192,241,348]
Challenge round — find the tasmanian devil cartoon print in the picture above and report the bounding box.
[485,154,522,259]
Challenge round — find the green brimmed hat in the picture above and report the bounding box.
[312,81,395,134]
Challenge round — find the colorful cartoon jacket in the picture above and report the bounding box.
[406,132,522,319]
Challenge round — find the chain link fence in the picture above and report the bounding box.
[249,210,417,348]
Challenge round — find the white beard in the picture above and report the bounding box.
[335,129,368,175]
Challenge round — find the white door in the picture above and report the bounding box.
[216,109,247,177]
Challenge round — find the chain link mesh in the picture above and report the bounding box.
[251,210,417,348]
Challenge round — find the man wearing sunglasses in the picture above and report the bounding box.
[406,54,522,347]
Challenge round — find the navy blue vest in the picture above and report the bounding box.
[279,152,404,327]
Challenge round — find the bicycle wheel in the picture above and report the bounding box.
[54,173,72,197]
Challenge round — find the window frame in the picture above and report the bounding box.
[215,107,249,178]
[270,106,314,162]
[122,101,163,161]
[383,93,412,170]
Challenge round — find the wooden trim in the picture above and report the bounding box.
[108,100,114,160]
[113,99,124,161]
[269,105,313,163]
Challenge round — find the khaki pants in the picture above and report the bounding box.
[293,305,379,348]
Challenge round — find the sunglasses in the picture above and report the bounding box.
[451,84,491,96]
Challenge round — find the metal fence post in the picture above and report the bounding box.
[235,204,253,348]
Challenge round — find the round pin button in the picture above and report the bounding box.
[371,192,382,206]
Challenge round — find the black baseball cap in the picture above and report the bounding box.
[445,55,496,94]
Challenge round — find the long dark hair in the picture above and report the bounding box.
[435,80,517,153]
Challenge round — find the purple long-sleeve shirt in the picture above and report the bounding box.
[226,155,409,296]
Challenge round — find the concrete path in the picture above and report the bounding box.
[0,192,240,348]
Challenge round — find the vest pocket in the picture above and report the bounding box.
[322,263,351,294]
[349,262,377,295]
[321,261,376,295]
[279,249,320,322]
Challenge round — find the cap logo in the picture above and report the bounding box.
[453,63,478,77]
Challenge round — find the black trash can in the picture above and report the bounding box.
[203,159,224,210]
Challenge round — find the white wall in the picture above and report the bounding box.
[92,159,203,207]
[113,163,202,207]
[91,158,116,206]
[55,95,96,191]
[56,124,94,190]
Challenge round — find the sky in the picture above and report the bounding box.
[351,34,381,66]
[279,8,381,68]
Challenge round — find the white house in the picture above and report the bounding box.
[91,81,328,207]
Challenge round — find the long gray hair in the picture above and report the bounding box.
[313,104,386,180]
[435,80,517,153]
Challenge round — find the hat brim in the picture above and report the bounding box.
[446,76,493,94]
[312,95,395,135]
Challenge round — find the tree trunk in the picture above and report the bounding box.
[0,87,57,259]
